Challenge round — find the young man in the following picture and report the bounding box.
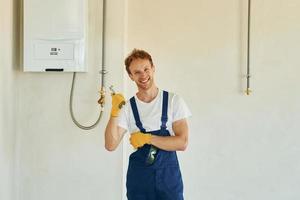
[105,49,191,200]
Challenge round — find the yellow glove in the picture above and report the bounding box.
[130,132,152,149]
[111,93,125,117]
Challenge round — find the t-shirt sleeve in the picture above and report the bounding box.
[172,94,192,122]
[117,104,129,131]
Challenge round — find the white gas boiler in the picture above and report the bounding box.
[23,0,87,72]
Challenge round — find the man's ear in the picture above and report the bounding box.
[152,65,155,72]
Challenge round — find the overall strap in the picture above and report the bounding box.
[130,97,146,132]
[160,91,169,130]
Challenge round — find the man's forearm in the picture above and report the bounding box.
[105,117,122,151]
[150,135,188,151]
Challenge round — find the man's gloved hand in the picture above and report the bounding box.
[111,93,125,117]
[130,132,152,149]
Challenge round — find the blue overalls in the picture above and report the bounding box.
[126,91,184,200]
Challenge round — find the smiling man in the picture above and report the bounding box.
[104,49,191,200]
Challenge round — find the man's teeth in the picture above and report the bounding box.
[140,79,148,83]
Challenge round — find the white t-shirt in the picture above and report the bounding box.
[118,89,191,136]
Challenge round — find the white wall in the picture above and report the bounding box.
[14,0,126,200]
[0,0,17,199]
[1,0,300,199]
[125,0,300,199]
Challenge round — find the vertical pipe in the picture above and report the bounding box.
[101,0,106,87]
[246,0,252,95]
[98,0,106,107]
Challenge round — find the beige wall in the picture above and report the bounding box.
[0,0,17,199]
[125,0,300,199]
[1,0,126,199]
[1,0,300,199]
[14,0,126,199]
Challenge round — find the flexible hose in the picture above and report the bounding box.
[69,72,104,130]
[69,0,107,130]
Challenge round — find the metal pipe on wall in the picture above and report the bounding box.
[245,0,252,95]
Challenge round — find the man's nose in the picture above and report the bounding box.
[140,71,147,77]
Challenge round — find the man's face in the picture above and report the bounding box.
[128,58,155,91]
